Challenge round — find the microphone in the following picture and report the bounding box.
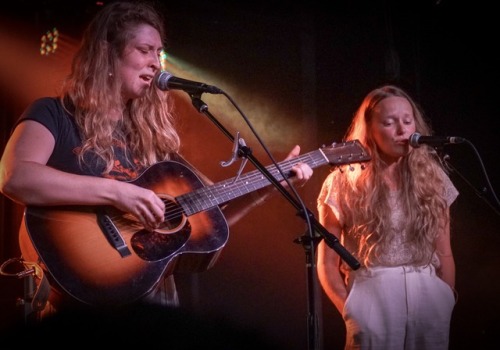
[155,71,222,94]
[409,132,464,148]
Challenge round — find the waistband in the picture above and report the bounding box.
[351,264,437,278]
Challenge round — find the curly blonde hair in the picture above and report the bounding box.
[338,85,449,266]
[61,1,180,174]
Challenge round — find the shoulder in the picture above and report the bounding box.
[23,96,63,114]
[17,97,75,139]
[317,169,343,204]
[436,165,459,206]
[18,97,66,124]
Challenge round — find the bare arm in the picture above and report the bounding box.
[434,208,455,289]
[317,202,348,314]
[0,121,165,230]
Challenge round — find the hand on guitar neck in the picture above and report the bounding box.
[224,144,313,226]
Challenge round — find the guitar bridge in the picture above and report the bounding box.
[97,212,132,258]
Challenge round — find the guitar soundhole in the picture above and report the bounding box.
[155,196,187,234]
[131,197,191,261]
[131,220,191,261]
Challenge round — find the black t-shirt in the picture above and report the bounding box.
[17,97,145,180]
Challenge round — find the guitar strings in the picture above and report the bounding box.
[162,152,327,222]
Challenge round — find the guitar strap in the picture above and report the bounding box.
[28,261,50,314]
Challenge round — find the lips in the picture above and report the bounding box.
[394,140,408,146]
[140,74,154,83]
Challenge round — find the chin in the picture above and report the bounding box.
[132,90,148,99]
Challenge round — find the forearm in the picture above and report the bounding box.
[318,265,348,314]
[437,253,456,289]
[317,240,348,314]
[1,161,119,207]
[435,214,455,289]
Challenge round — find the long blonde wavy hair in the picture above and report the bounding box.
[61,1,180,174]
[338,85,449,266]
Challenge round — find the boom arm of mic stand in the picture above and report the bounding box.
[189,94,360,270]
[311,211,360,270]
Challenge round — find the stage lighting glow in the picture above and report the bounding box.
[160,49,168,71]
[40,28,59,56]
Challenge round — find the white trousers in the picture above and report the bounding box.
[342,265,456,350]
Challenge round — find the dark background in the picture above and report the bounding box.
[1,1,499,349]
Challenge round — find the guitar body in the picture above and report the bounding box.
[22,161,228,305]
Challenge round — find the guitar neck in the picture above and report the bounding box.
[177,149,327,216]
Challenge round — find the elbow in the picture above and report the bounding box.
[0,171,11,197]
[0,172,25,205]
[0,179,18,203]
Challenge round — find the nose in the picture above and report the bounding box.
[396,121,406,135]
[151,53,161,71]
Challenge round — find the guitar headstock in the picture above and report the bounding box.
[320,140,371,166]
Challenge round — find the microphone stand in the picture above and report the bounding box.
[188,93,360,350]
[436,144,500,216]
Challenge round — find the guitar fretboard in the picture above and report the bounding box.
[176,141,369,216]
